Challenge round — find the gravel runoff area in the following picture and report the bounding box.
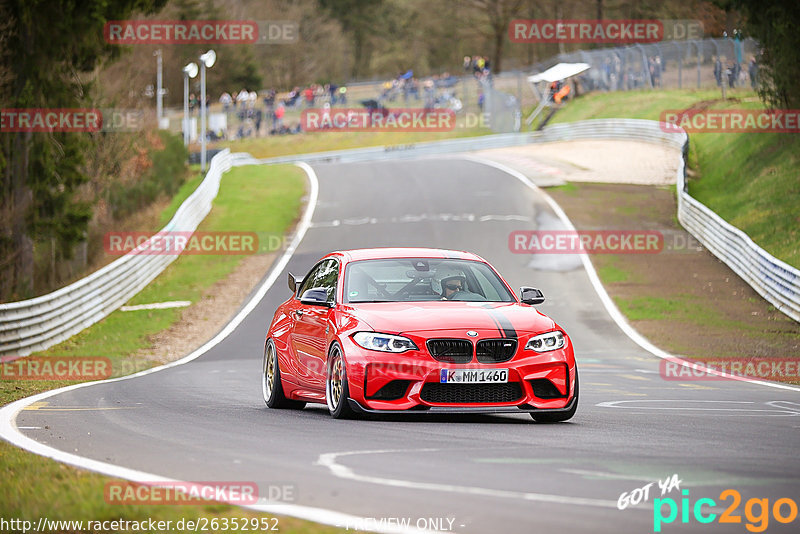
[476,139,680,186]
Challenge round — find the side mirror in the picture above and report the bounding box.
[521,286,545,305]
[300,288,331,307]
[288,272,302,294]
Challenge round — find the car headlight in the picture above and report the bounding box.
[525,331,566,352]
[353,332,418,353]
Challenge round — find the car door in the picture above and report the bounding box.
[291,259,338,391]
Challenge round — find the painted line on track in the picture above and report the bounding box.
[316,448,622,509]
[0,162,430,534]
[120,301,192,311]
[461,155,800,394]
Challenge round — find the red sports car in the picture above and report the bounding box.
[262,248,578,422]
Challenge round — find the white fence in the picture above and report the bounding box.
[0,149,240,357]
[1,119,796,356]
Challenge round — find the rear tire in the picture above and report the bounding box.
[326,343,357,419]
[263,339,306,410]
[530,371,578,423]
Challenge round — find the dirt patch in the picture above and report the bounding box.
[549,183,800,381]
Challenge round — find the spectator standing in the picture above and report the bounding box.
[727,59,737,88]
[303,86,314,107]
[423,79,435,109]
[236,89,250,109]
[274,103,285,130]
[254,109,263,136]
[220,92,232,112]
[748,57,758,90]
[329,83,338,105]
[713,56,722,87]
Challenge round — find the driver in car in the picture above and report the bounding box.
[433,266,470,300]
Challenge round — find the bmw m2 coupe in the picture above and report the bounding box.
[262,248,578,422]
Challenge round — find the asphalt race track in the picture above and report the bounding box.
[12,158,800,533]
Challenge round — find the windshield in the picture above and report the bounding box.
[344,258,515,303]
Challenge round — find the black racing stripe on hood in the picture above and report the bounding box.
[481,306,517,339]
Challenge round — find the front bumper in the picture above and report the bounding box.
[340,334,576,412]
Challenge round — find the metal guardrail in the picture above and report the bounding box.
[1,119,795,357]
[257,132,539,165]
[0,149,236,357]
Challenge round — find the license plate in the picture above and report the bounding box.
[439,369,508,384]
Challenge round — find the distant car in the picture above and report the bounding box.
[262,248,578,422]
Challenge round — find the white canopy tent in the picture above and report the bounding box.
[525,62,591,126]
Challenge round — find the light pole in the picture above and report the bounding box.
[182,62,198,146]
[154,49,163,122]
[199,49,216,172]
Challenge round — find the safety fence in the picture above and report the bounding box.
[0,149,237,357]
[528,37,760,92]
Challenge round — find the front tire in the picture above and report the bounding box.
[263,339,306,409]
[530,371,578,423]
[326,343,356,419]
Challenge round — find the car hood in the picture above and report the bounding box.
[342,301,556,336]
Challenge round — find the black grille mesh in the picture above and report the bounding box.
[426,339,473,363]
[367,380,411,400]
[421,382,523,404]
[529,378,566,398]
[476,339,518,363]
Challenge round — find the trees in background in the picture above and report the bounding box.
[725,0,800,108]
[0,0,168,300]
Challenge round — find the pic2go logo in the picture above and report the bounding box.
[654,489,799,532]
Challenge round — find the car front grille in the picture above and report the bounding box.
[420,382,523,404]
[426,339,473,364]
[476,339,517,363]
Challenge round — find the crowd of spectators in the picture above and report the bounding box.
[714,55,758,89]
[464,55,491,81]
[375,68,465,111]
[188,83,350,140]
[189,54,500,140]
